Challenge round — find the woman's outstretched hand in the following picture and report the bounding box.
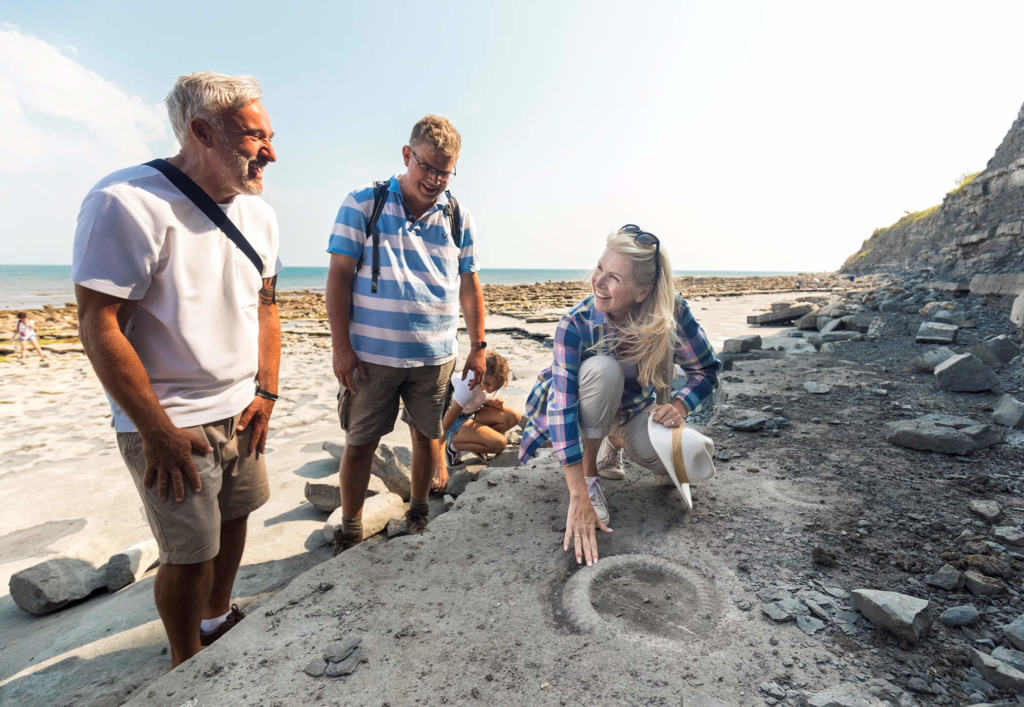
[564,495,612,566]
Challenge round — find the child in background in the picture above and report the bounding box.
[15,312,46,360]
[443,351,520,467]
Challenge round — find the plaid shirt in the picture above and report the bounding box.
[519,294,721,466]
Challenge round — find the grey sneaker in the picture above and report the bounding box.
[586,476,610,524]
[597,440,625,480]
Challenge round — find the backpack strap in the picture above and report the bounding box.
[367,180,390,294]
[444,191,462,249]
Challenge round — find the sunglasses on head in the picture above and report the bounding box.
[619,224,661,288]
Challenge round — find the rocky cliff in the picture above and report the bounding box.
[843,101,1024,278]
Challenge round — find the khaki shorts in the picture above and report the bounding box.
[117,413,270,565]
[338,359,457,445]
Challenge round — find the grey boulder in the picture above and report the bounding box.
[964,570,1004,596]
[805,684,888,707]
[722,335,762,353]
[970,648,1024,694]
[969,499,1003,522]
[910,347,955,372]
[934,353,1000,393]
[992,646,1024,674]
[851,589,930,644]
[993,395,1024,428]
[969,335,1020,366]
[884,416,978,455]
[995,526,1024,548]
[10,558,108,615]
[938,605,979,627]
[924,563,964,591]
[1004,613,1024,650]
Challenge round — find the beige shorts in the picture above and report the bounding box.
[117,413,270,565]
[338,359,457,445]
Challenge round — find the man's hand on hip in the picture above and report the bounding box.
[141,426,213,502]
[463,347,486,389]
[333,344,367,394]
[237,395,275,455]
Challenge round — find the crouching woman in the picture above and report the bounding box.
[518,226,722,567]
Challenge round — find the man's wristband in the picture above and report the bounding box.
[256,388,279,402]
[470,341,487,350]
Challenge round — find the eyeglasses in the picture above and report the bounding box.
[408,148,456,182]
[619,224,661,288]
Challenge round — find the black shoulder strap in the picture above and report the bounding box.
[367,180,390,294]
[144,159,264,275]
[444,191,462,249]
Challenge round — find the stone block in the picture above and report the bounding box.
[995,526,1024,548]
[796,312,819,330]
[10,558,108,615]
[964,570,1005,596]
[820,318,844,334]
[962,424,1002,450]
[884,418,977,455]
[323,491,405,544]
[851,589,931,644]
[969,273,1024,296]
[994,396,1024,428]
[992,646,1024,673]
[916,322,959,344]
[1005,613,1024,651]
[910,347,955,372]
[105,539,159,592]
[722,335,762,353]
[840,315,875,333]
[970,499,1003,522]
[755,304,814,325]
[808,332,861,349]
[934,353,1000,392]
[924,563,964,591]
[968,335,1020,366]
[1011,293,1024,329]
[970,648,1024,693]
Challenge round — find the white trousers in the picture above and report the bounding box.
[577,355,667,475]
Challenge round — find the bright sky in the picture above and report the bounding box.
[2,1,1024,271]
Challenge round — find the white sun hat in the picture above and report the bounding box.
[647,416,717,510]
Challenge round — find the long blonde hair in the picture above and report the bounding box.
[601,228,678,390]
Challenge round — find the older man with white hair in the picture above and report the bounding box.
[73,72,281,667]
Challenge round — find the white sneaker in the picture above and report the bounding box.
[586,476,610,524]
[597,440,625,480]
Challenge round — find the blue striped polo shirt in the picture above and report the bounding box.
[327,175,479,368]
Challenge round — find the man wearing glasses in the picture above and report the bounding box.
[325,115,486,553]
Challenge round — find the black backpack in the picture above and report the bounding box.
[366,180,462,294]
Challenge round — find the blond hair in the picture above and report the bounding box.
[603,228,678,390]
[410,115,461,156]
[166,72,263,147]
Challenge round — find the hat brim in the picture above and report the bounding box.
[647,416,693,509]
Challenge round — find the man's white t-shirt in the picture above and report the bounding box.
[451,370,493,414]
[71,164,283,433]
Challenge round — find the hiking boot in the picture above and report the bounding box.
[406,505,430,536]
[597,440,625,480]
[331,529,362,557]
[200,604,244,646]
[586,476,610,524]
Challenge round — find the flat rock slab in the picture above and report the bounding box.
[970,500,1003,523]
[803,382,830,394]
[756,304,814,325]
[119,455,788,707]
[851,589,930,644]
[971,648,1024,693]
[916,322,959,344]
[1005,613,1024,650]
[924,563,963,591]
[994,526,1024,548]
[884,418,977,456]
[969,335,1021,366]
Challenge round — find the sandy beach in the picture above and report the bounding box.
[0,278,864,706]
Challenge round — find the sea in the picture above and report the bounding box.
[0,264,800,311]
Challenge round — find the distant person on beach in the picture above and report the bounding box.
[14,312,46,359]
[72,73,281,668]
[519,226,721,567]
[443,351,519,467]
[326,115,485,553]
